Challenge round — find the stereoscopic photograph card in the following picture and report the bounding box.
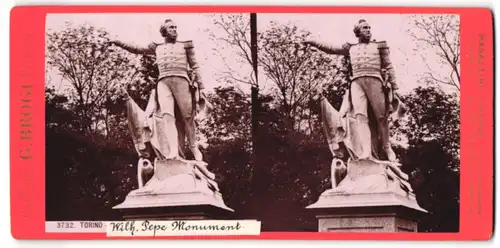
[9,5,493,240]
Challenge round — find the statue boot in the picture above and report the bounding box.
[378,116,397,162]
[190,145,203,161]
[384,145,397,162]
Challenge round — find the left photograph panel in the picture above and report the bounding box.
[45,13,254,221]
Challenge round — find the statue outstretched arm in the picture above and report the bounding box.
[305,40,350,56]
[378,41,398,90]
[184,41,205,90]
[111,40,157,56]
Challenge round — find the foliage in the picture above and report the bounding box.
[200,86,252,148]
[397,86,460,167]
[396,86,460,232]
[46,23,140,136]
[258,23,348,129]
[199,87,252,218]
[45,88,136,221]
[45,23,141,221]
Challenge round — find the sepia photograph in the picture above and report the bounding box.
[44,11,460,233]
[253,13,460,232]
[45,13,256,222]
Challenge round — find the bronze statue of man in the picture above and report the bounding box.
[110,19,205,161]
[304,19,399,162]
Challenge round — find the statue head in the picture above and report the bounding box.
[160,19,178,41]
[353,19,372,42]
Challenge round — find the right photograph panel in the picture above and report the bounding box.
[255,13,460,232]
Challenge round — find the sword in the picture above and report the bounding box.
[382,69,394,114]
[381,70,407,118]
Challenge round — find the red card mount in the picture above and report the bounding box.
[10,5,494,240]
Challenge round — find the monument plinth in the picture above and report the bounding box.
[114,159,234,220]
[306,159,427,232]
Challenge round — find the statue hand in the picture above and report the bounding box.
[105,40,115,48]
[301,40,312,46]
[199,88,206,99]
[392,84,399,92]
[303,39,317,46]
[107,39,120,47]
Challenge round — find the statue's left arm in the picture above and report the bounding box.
[378,41,398,90]
[184,41,205,90]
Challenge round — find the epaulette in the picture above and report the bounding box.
[343,42,356,50]
[179,40,194,49]
[376,40,389,49]
[148,41,161,50]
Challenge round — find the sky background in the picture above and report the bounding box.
[257,13,459,95]
[45,13,253,94]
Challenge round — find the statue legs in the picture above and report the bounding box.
[349,81,372,160]
[148,82,179,160]
[175,105,186,158]
[376,117,396,161]
[158,76,202,161]
[352,114,372,160]
[350,77,396,161]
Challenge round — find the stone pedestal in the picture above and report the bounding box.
[306,159,427,232]
[307,192,426,232]
[113,159,234,220]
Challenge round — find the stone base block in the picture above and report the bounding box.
[307,192,427,232]
[315,206,420,232]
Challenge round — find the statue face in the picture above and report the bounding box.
[357,22,372,41]
[163,21,178,40]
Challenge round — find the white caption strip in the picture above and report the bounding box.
[46,220,262,236]
[106,220,261,236]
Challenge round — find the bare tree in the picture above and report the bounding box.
[46,22,140,135]
[407,14,460,90]
[258,23,345,131]
[207,14,257,88]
